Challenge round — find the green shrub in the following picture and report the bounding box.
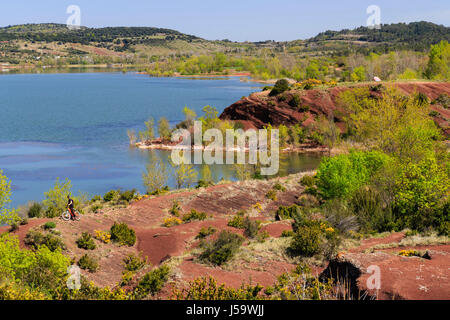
[432,93,450,109]
[266,189,277,201]
[196,227,217,239]
[269,79,290,96]
[227,214,245,229]
[290,223,322,257]
[289,95,301,108]
[28,202,43,218]
[0,233,70,297]
[429,110,440,117]
[43,222,56,230]
[316,150,391,199]
[256,230,270,243]
[76,232,96,250]
[243,217,260,239]
[414,92,429,107]
[20,218,28,225]
[275,204,303,220]
[169,200,181,216]
[9,222,19,232]
[273,182,286,192]
[300,175,315,187]
[281,230,295,237]
[182,209,208,223]
[120,189,137,202]
[24,230,66,252]
[110,222,136,246]
[90,195,102,203]
[123,253,147,272]
[78,254,99,273]
[103,190,120,202]
[43,178,80,218]
[134,265,170,298]
[200,231,244,266]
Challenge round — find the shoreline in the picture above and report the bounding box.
[135,141,329,154]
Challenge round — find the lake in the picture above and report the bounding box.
[0,72,321,207]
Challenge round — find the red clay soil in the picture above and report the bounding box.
[2,173,449,300]
[219,81,450,137]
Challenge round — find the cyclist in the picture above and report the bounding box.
[67,194,76,220]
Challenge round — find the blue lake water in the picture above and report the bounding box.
[0,72,321,207]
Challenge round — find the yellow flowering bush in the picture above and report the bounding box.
[94,230,111,244]
[253,202,262,212]
[398,250,421,257]
[163,217,182,227]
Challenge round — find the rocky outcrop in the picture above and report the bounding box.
[219,82,450,136]
[320,246,450,300]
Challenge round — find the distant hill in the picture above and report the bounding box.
[0,22,448,66]
[0,23,200,44]
[301,21,450,53]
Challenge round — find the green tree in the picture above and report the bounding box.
[158,117,171,141]
[42,178,76,218]
[425,40,450,80]
[0,170,19,225]
[142,158,168,194]
[350,66,366,82]
[173,163,198,189]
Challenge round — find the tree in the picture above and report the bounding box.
[0,170,19,225]
[269,79,289,96]
[351,66,366,82]
[141,117,155,142]
[43,178,77,218]
[182,106,197,122]
[425,40,450,80]
[158,117,171,141]
[173,163,198,189]
[142,158,168,194]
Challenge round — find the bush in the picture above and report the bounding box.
[42,178,79,218]
[281,230,295,237]
[300,175,315,187]
[200,231,244,266]
[78,254,99,272]
[266,189,277,201]
[24,230,66,252]
[227,214,245,229]
[110,223,136,246]
[269,79,290,96]
[290,223,322,257]
[163,217,183,227]
[169,200,181,216]
[316,150,391,199]
[123,253,147,272]
[28,202,43,218]
[196,227,217,239]
[432,93,450,109]
[43,222,56,230]
[9,222,19,232]
[289,95,301,108]
[273,182,286,192]
[120,189,137,202]
[275,204,303,220]
[243,217,260,239]
[134,265,170,298]
[103,190,120,203]
[182,209,207,223]
[76,232,96,250]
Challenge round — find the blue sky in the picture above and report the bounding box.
[1,0,449,41]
